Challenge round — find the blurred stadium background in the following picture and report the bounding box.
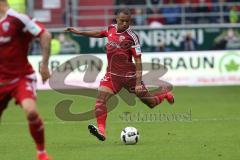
[1,0,240,160]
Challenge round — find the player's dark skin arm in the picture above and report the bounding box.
[64,27,104,38]
[134,56,143,94]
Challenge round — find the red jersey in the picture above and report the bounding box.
[0,9,44,83]
[100,24,142,77]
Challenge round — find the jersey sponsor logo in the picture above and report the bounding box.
[107,41,120,48]
[107,40,134,51]
[2,22,10,32]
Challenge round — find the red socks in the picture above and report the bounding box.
[95,99,107,135]
[28,113,45,151]
[154,91,168,105]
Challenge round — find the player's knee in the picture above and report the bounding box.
[23,105,37,116]
[21,98,37,114]
[27,111,39,121]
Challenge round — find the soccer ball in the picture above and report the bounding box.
[120,127,139,145]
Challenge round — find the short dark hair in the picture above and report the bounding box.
[116,8,131,16]
[0,0,7,2]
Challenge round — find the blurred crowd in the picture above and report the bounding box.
[28,0,240,55]
[116,0,240,26]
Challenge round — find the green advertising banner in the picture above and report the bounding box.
[48,26,240,54]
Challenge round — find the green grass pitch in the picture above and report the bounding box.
[0,86,240,160]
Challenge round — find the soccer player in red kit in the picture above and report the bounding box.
[65,9,174,141]
[0,0,52,159]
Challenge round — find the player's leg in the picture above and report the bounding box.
[96,86,114,136]
[21,99,50,159]
[0,98,10,121]
[0,94,11,121]
[136,83,174,108]
[13,77,51,160]
[126,78,174,108]
[88,73,121,141]
[0,84,15,121]
[88,86,114,141]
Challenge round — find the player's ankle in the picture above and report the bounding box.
[37,149,46,153]
[36,145,45,153]
[99,129,106,136]
[98,126,105,135]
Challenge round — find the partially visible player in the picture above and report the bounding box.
[65,9,174,141]
[0,0,52,159]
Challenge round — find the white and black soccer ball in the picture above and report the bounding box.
[120,127,139,145]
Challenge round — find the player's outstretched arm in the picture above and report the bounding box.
[39,30,51,83]
[64,27,104,38]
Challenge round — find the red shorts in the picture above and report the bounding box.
[0,75,37,112]
[100,72,147,94]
